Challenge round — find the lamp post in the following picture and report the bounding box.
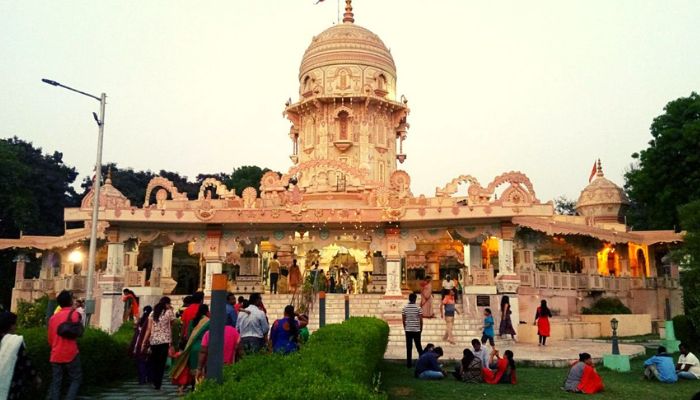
[611,317,620,355]
[42,78,106,324]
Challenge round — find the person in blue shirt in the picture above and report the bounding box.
[643,346,678,383]
[225,292,238,327]
[415,346,446,379]
[481,308,495,347]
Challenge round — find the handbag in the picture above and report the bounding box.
[57,309,84,339]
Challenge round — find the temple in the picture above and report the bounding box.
[2,1,683,340]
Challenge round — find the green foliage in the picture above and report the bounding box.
[624,92,700,230]
[672,315,699,351]
[19,325,133,398]
[188,317,390,400]
[16,295,49,328]
[676,199,700,328]
[225,165,274,196]
[581,297,632,314]
[554,195,577,215]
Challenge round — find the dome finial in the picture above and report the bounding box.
[343,0,354,24]
[105,166,113,185]
[596,158,604,178]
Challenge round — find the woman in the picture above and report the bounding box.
[419,276,434,318]
[0,311,39,400]
[534,299,552,346]
[440,289,458,344]
[142,296,175,391]
[270,305,300,354]
[453,348,483,383]
[122,289,140,322]
[288,259,302,294]
[129,305,153,384]
[563,352,604,394]
[171,304,210,394]
[482,349,517,384]
[499,295,517,341]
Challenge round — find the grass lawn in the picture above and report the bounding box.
[381,350,700,400]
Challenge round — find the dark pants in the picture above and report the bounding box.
[405,331,423,368]
[241,336,265,354]
[481,333,495,347]
[136,358,149,384]
[148,343,169,390]
[270,273,279,294]
[539,335,548,345]
[49,355,82,400]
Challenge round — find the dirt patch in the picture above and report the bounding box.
[390,386,415,397]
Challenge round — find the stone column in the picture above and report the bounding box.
[153,244,177,294]
[384,228,402,297]
[205,259,223,297]
[495,223,520,299]
[497,239,514,276]
[39,251,54,279]
[13,254,27,283]
[98,242,125,333]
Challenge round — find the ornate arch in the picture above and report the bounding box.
[485,171,539,203]
[143,177,188,207]
[436,175,484,198]
[197,178,236,200]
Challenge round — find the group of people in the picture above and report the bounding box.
[129,290,310,395]
[643,343,700,383]
[267,255,303,294]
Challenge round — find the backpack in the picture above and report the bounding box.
[57,309,84,339]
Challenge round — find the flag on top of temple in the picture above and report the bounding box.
[588,160,597,182]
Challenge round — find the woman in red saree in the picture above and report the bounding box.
[420,276,434,318]
[534,299,552,346]
[482,349,517,384]
[563,352,604,394]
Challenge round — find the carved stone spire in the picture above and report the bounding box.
[596,158,604,178]
[343,0,354,24]
[105,166,113,185]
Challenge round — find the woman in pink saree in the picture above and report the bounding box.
[420,276,434,318]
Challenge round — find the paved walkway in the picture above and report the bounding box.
[78,381,182,400]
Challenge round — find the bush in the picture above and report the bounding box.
[673,315,699,351]
[188,317,390,400]
[16,295,49,328]
[581,297,632,314]
[19,324,134,398]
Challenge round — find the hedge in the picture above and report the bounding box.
[581,297,632,314]
[188,317,390,400]
[19,322,135,398]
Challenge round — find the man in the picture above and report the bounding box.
[415,346,446,380]
[471,338,489,368]
[268,254,281,294]
[48,290,82,400]
[676,342,700,380]
[643,346,678,383]
[236,293,270,353]
[181,291,204,339]
[402,293,423,368]
[225,292,238,327]
[441,275,454,298]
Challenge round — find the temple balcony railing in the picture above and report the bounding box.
[518,270,680,291]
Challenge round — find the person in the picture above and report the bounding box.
[499,295,517,341]
[453,275,462,304]
[471,338,489,368]
[197,322,242,379]
[350,273,359,294]
[298,314,310,344]
[563,352,604,394]
[0,311,39,400]
[142,296,175,390]
[676,342,700,380]
[74,299,86,326]
[288,259,302,294]
[534,300,552,346]
[419,276,434,318]
[402,293,423,368]
[181,291,204,340]
[270,305,300,354]
[122,289,139,323]
[48,290,82,400]
[236,293,270,354]
[129,305,153,385]
[225,292,238,327]
[177,295,193,319]
[424,343,435,353]
[453,348,483,383]
[643,346,678,383]
[442,274,454,297]
[481,308,495,347]
[269,254,281,294]
[482,349,517,384]
[235,296,246,313]
[415,346,446,380]
[329,270,336,293]
[172,304,210,393]
[440,289,459,344]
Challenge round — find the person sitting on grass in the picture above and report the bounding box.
[643,346,678,383]
[482,349,517,384]
[562,352,604,394]
[415,346,446,380]
[471,338,489,368]
[676,343,700,380]
[453,348,483,383]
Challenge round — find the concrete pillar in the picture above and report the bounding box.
[205,259,223,297]
[98,243,125,333]
[153,244,177,293]
[384,228,403,297]
[497,239,514,276]
[39,251,54,279]
[13,254,27,283]
[106,243,125,275]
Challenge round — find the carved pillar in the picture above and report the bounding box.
[39,251,55,279]
[496,222,520,293]
[205,259,223,297]
[384,228,402,297]
[203,229,223,297]
[13,254,28,283]
[497,239,514,276]
[98,240,125,333]
[153,244,177,294]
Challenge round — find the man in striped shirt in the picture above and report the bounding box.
[402,293,424,368]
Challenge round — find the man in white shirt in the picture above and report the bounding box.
[442,275,454,291]
[236,293,270,354]
[676,342,700,380]
[471,338,489,367]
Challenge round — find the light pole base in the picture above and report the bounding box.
[603,354,631,372]
[662,320,681,353]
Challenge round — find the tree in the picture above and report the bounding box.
[677,200,700,328]
[225,165,272,196]
[624,93,700,230]
[79,163,156,206]
[554,196,577,215]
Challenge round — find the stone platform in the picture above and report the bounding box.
[384,338,646,368]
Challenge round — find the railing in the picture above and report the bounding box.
[517,270,680,291]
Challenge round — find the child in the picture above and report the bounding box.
[482,308,495,347]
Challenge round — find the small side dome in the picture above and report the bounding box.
[575,160,629,223]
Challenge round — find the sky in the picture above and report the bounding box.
[1,0,699,203]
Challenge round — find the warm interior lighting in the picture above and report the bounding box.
[596,243,620,276]
[482,236,500,268]
[68,249,83,264]
[628,243,650,277]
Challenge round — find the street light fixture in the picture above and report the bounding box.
[610,317,620,355]
[42,78,106,324]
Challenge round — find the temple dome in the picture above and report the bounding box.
[299,2,396,80]
[575,160,630,223]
